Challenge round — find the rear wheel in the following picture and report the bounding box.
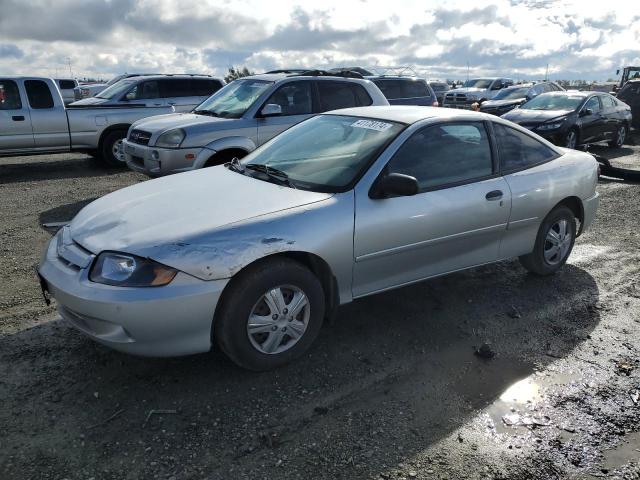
[215,258,325,371]
[608,124,627,148]
[100,129,128,167]
[519,206,576,276]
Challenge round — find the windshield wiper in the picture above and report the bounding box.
[226,157,245,174]
[192,109,219,117]
[245,163,297,189]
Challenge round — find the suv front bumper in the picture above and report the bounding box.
[123,139,209,176]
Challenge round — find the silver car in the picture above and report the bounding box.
[38,106,599,370]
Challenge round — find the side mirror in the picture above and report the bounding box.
[580,108,593,117]
[370,173,419,199]
[492,83,503,90]
[260,103,282,117]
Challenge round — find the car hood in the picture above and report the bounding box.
[69,97,110,106]
[450,87,486,95]
[502,109,571,123]
[133,112,236,133]
[70,166,333,258]
[481,98,524,108]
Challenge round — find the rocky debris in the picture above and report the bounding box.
[474,343,496,359]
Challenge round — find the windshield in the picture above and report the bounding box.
[194,79,272,118]
[238,115,404,192]
[493,87,530,100]
[96,79,136,99]
[106,74,126,87]
[463,78,493,89]
[521,93,583,111]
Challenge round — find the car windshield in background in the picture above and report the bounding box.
[463,79,493,89]
[521,94,583,111]
[239,115,404,192]
[106,74,126,87]
[194,79,272,118]
[429,83,449,91]
[494,87,530,100]
[96,79,136,99]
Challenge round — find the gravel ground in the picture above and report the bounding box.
[1,135,640,480]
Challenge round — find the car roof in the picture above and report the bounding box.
[323,105,495,124]
[366,76,426,81]
[124,74,222,81]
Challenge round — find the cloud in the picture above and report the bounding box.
[0,43,24,59]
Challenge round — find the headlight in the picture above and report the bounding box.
[537,121,565,131]
[155,128,185,148]
[89,252,178,287]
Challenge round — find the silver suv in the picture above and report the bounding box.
[70,74,224,113]
[123,71,389,176]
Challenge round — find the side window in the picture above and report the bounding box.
[494,123,557,172]
[160,79,191,98]
[24,80,54,109]
[0,80,22,110]
[58,80,76,90]
[192,79,222,96]
[263,81,313,116]
[386,122,493,190]
[353,84,373,106]
[600,95,616,108]
[584,96,601,112]
[317,81,362,111]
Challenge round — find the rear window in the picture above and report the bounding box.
[317,81,372,111]
[58,80,76,89]
[25,80,54,109]
[494,123,558,172]
[374,79,430,99]
[0,79,22,110]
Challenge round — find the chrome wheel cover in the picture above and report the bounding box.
[616,126,626,146]
[112,138,126,162]
[544,219,572,265]
[247,285,310,355]
[565,131,577,149]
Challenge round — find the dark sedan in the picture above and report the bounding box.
[480,82,563,116]
[502,91,632,149]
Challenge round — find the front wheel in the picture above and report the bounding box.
[100,130,128,167]
[608,124,627,148]
[519,206,576,276]
[564,129,579,149]
[215,258,325,371]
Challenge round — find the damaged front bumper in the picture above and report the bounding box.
[38,228,228,357]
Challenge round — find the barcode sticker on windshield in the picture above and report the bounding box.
[351,120,393,132]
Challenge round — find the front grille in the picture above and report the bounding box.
[443,93,474,109]
[128,129,152,146]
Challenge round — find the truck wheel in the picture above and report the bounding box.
[100,130,128,167]
[519,206,576,276]
[214,257,325,371]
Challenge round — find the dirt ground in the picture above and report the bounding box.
[1,135,640,480]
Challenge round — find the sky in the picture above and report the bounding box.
[1,0,639,82]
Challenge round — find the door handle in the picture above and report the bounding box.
[12,115,25,121]
[485,190,503,201]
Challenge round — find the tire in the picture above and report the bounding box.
[564,128,579,149]
[215,258,325,371]
[519,206,576,276]
[100,129,128,167]
[608,124,627,148]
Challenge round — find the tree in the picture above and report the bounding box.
[224,66,254,83]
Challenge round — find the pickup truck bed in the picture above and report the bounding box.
[0,77,173,165]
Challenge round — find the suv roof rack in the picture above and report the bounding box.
[265,69,308,74]
[293,69,364,79]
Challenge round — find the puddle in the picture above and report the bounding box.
[601,430,640,472]
[485,369,583,435]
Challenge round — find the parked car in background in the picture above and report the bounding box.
[70,75,224,113]
[502,91,632,149]
[0,77,174,165]
[368,76,438,106]
[74,73,158,100]
[616,79,640,129]
[55,78,79,105]
[38,106,599,370]
[480,82,564,116]
[443,77,514,109]
[123,70,388,176]
[428,80,451,105]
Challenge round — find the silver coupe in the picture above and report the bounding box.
[38,106,599,370]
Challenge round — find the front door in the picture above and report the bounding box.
[0,79,34,153]
[257,81,314,145]
[352,121,511,297]
[580,96,606,143]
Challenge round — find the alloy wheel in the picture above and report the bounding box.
[544,219,572,265]
[616,126,626,146]
[112,139,126,162]
[246,285,310,355]
[565,131,577,149]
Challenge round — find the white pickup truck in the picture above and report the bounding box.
[0,77,174,165]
